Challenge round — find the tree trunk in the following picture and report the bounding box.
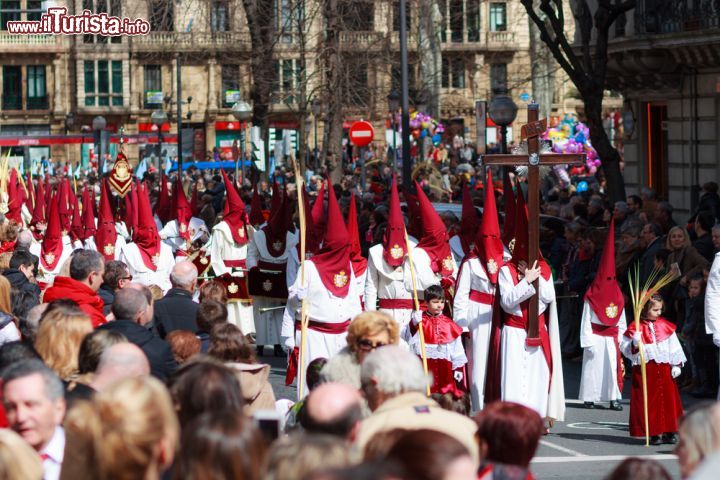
[418,0,442,118]
[322,0,344,183]
[584,93,626,203]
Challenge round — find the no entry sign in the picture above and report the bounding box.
[348,121,374,147]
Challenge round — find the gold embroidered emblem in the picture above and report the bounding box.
[333,270,349,288]
[44,252,55,265]
[272,240,284,251]
[442,256,454,272]
[390,244,404,259]
[228,282,239,294]
[200,256,209,265]
[103,243,115,256]
[262,279,273,292]
[605,302,619,319]
[152,254,160,266]
[487,258,498,275]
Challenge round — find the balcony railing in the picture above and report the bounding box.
[339,31,385,47]
[0,32,63,51]
[633,0,720,35]
[131,31,252,50]
[486,30,516,48]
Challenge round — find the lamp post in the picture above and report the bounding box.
[487,87,518,155]
[311,100,321,170]
[232,100,253,184]
[304,116,313,169]
[92,115,106,173]
[151,109,169,174]
[387,91,400,169]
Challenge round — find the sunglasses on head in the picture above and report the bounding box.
[356,338,387,351]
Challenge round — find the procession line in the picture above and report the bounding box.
[533,454,678,464]
[538,440,587,457]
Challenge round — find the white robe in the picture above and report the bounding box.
[247,229,296,346]
[498,265,565,421]
[453,256,496,412]
[402,247,458,294]
[282,260,362,399]
[159,217,209,254]
[210,221,255,336]
[84,235,126,261]
[364,242,416,330]
[120,241,175,292]
[705,253,720,399]
[578,302,627,403]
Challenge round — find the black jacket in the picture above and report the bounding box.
[153,288,199,338]
[97,284,115,316]
[97,319,177,381]
[693,234,715,263]
[3,269,40,296]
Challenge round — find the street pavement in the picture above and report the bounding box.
[260,349,697,479]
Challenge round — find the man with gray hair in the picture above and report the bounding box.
[152,260,199,338]
[98,287,176,380]
[2,359,66,480]
[355,346,478,460]
[90,342,150,392]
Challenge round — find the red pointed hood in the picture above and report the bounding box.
[249,184,265,226]
[346,193,367,277]
[123,181,139,235]
[30,177,47,240]
[475,170,505,284]
[70,189,85,242]
[299,188,320,256]
[220,170,249,245]
[414,182,453,276]
[262,187,289,258]
[156,174,172,224]
[383,176,407,268]
[95,180,118,261]
[189,182,200,217]
[40,191,64,271]
[310,181,352,297]
[57,180,73,235]
[82,187,97,241]
[510,189,551,281]
[6,169,23,224]
[584,219,624,326]
[459,182,480,254]
[270,181,282,216]
[403,190,423,240]
[501,174,516,247]
[175,177,192,242]
[132,182,162,271]
[311,182,326,245]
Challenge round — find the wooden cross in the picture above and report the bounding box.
[483,103,585,341]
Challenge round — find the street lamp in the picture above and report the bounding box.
[387,91,400,168]
[311,100,321,169]
[151,109,169,174]
[92,115,106,173]
[487,87,518,154]
[231,100,253,184]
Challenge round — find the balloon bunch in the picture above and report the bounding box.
[543,115,602,174]
[397,111,445,146]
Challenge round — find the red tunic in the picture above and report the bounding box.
[410,312,466,395]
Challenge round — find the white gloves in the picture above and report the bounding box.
[289,285,308,301]
[714,336,720,348]
[453,370,464,382]
[282,336,295,353]
[671,366,681,379]
[411,311,423,326]
[632,332,642,345]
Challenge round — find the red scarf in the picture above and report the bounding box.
[624,317,676,344]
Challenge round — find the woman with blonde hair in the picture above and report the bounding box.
[61,376,179,480]
[34,309,93,380]
[666,226,709,284]
[675,403,720,478]
[0,428,43,480]
[0,275,21,345]
[321,311,400,389]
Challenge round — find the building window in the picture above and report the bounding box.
[211,0,229,32]
[442,56,465,89]
[221,65,240,108]
[339,1,373,31]
[392,0,411,32]
[489,3,506,32]
[27,65,47,109]
[276,0,303,43]
[84,60,123,107]
[0,0,20,30]
[343,59,369,107]
[149,0,173,31]
[272,59,301,104]
[467,0,480,42]
[144,65,162,109]
[27,0,41,21]
[2,66,21,110]
[82,0,121,43]
[490,63,507,92]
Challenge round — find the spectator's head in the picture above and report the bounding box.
[90,342,151,392]
[385,429,476,480]
[208,323,255,363]
[361,346,429,411]
[69,249,105,292]
[264,433,352,480]
[170,261,198,293]
[695,210,715,236]
[34,309,93,380]
[148,284,164,302]
[474,401,544,468]
[174,411,267,480]
[640,223,662,247]
[166,330,201,365]
[703,181,719,195]
[606,458,672,480]
[346,311,400,364]
[305,461,408,480]
[63,377,179,479]
[676,403,720,479]
[2,359,65,451]
[20,303,46,345]
[666,226,690,251]
[588,197,603,215]
[640,186,656,201]
[199,280,228,303]
[0,341,40,373]
[15,230,33,251]
[9,249,35,280]
[613,201,629,221]
[300,382,363,439]
[307,357,328,391]
[564,222,582,244]
[655,201,674,227]
[77,329,128,374]
[168,359,244,428]
[102,260,131,291]
[112,288,152,326]
[10,288,39,326]
[431,392,471,416]
[688,275,705,299]
[196,299,228,333]
[627,194,643,212]
[0,429,43,480]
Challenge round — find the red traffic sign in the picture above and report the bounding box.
[348,121,374,147]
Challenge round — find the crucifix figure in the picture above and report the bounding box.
[483,102,585,341]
